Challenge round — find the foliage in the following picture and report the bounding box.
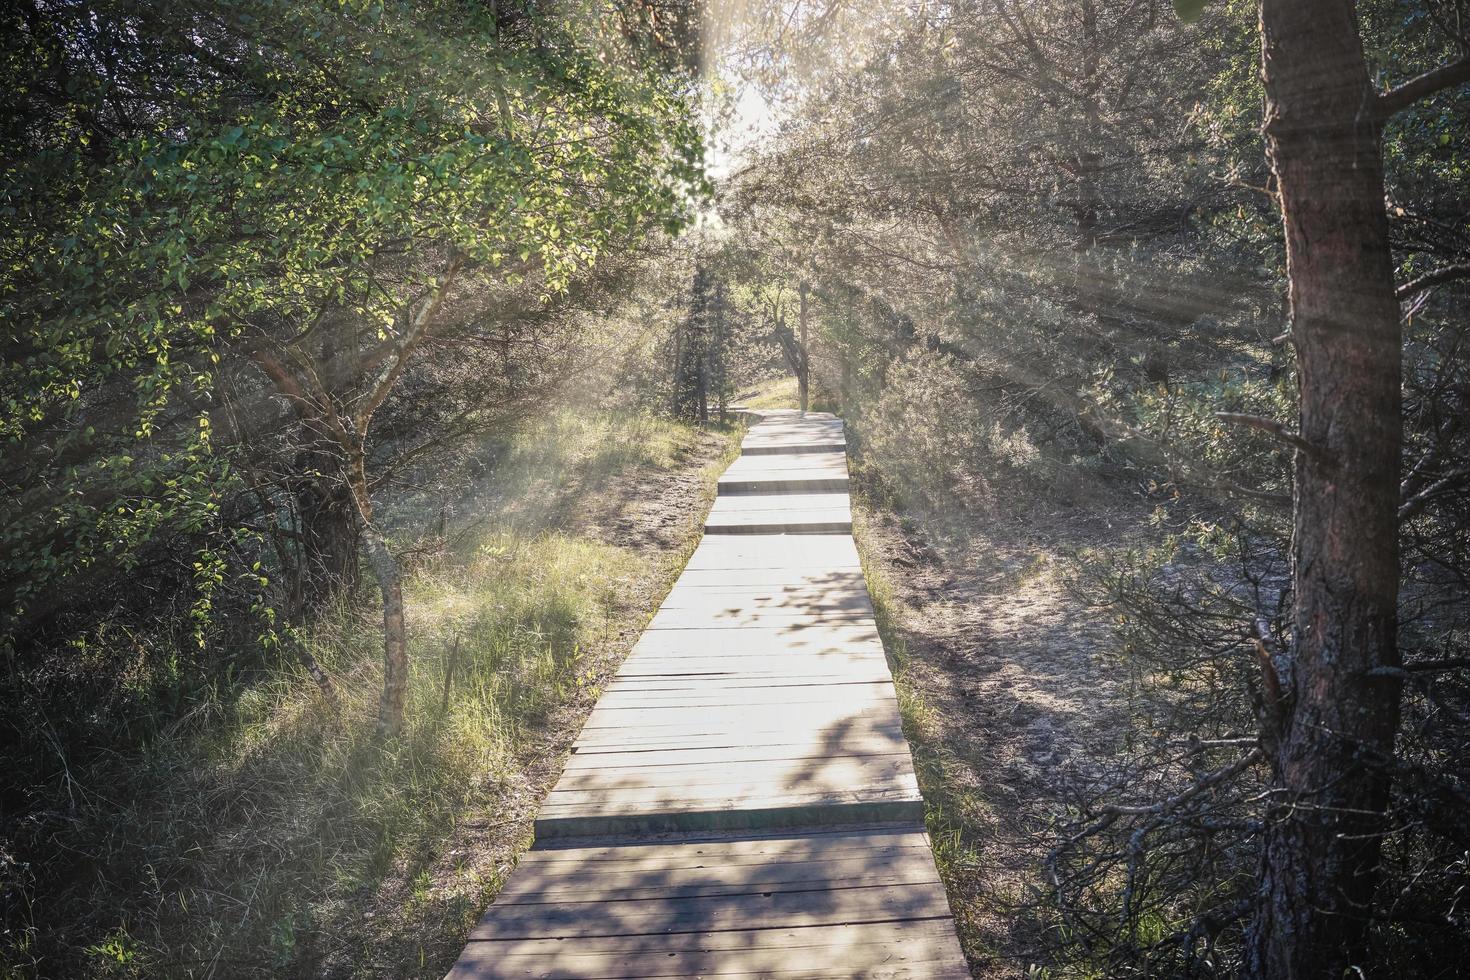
[712,0,1470,974]
[1,0,705,650]
[1,410,721,977]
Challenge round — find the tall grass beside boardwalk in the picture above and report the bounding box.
[1,412,737,979]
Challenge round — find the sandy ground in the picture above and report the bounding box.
[854,495,1150,978]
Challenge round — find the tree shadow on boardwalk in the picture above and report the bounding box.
[447,824,965,978]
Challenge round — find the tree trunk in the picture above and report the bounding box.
[293,454,360,612]
[697,341,709,424]
[798,282,811,414]
[346,447,410,738]
[713,285,727,423]
[1247,2,1404,975]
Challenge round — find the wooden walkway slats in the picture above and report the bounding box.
[445,411,966,978]
[717,450,852,494]
[705,490,853,534]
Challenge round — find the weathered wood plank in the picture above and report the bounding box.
[563,744,912,776]
[573,714,907,752]
[563,739,912,773]
[572,726,908,757]
[448,922,967,979]
[657,578,869,600]
[469,877,949,940]
[540,763,918,801]
[516,827,931,868]
[626,624,886,658]
[590,681,898,709]
[644,605,875,630]
[683,536,863,571]
[705,491,854,533]
[576,700,901,734]
[718,454,851,492]
[444,412,965,976]
[534,792,924,837]
[609,664,894,687]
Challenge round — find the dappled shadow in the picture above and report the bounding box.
[441,414,969,977]
[446,825,967,978]
[854,500,1152,977]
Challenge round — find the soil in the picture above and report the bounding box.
[853,492,1156,978]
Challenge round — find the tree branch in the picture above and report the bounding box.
[1378,55,1470,117]
[353,253,465,432]
[1396,262,1470,301]
[1216,412,1336,465]
[1399,467,1470,521]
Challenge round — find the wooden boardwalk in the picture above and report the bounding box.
[446,410,967,978]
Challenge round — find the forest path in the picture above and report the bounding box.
[445,410,967,978]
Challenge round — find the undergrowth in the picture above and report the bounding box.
[1,412,724,979]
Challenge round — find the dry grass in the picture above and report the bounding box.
[3,412,742,980]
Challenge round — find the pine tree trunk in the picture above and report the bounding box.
[1247,2,1404,974]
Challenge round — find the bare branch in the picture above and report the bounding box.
[1396,262,1470,301]
[1400,467,1470,521]
[1378,55,1470,117]
[353,254,465,432]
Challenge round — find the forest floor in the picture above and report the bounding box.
[853,483,1157,978]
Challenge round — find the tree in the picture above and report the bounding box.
[0,0,705,736]
[673,260,714,422]
[1246,1,1470,974]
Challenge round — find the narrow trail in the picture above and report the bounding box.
[445,410,967,978]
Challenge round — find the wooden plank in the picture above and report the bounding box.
[493,858,937,904]
[601,676,895,697]
[576,698,902,732]
[573,714,907,752]
[590,681,898,709]
[573,726,907,757]
[705,492,853,533]
[563,742,912,775]
[718,475,851,494]
[645,606,875,630]
[448,921,968,979]
[444,411,967,977]
[517,827,931,868]
[741,441,848,456]
[656,583,873,612]
[722,452,849,477]
[671,567,869,588]
[610,664,894,686]
[617,647,888,668]
[707,492,852,514]
[618,646,888,667]
[627,624,885,658]
[534,792,924,837]
[705,515,854,534]
[683,538,862,572]
[543,758,915,791]
[561,734,905,764]
[469,878,948,941]
[541,766,919,804]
